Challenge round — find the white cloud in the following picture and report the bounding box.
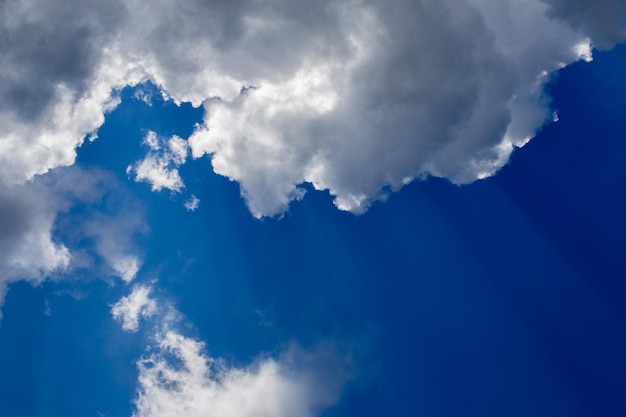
[0,167,141,307]
[0,0,624,219]
[114,294,350,417]
[143,131,160,151]
[130,157,184,193]
[129,132,189,193]
[0,182,70,314]
[133,86,157,107]
[184,195,200,212]
[0,0,145,186]
[182,0,625,217]
[0,166,146,315]
[110,256,142,284]
[0,166,111,314]
[134,330,348,417]
[111,285,158,332]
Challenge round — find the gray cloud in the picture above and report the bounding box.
[0,0,140,185]
[0,181,69,311]
[188,0,593,215]
[0,0,123,120]
[0,166,146,316]
[0,0,623,217]
[0,166,103,313]
[541,0,626,50]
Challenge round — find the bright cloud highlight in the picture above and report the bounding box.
[111,285,158,332]
[128,131,189,193]
[134,330,348,417]
[0,0,625,219]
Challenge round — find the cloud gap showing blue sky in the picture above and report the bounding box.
[0,1,625,416]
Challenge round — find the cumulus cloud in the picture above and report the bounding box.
[111,285,158,332]
[186,0,601,216]
[128,131,189,193]
[134,330,348,417]
[0,0,145,185]
[1,0,624,218]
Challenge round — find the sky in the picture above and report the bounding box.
[0,1,626,416]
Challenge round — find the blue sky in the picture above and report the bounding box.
[1,2,626,417]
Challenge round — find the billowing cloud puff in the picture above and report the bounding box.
[186,0,603,216]
[128,131,189,193]
[0,0,145,185]
[1,0,625,217]
[111,285,158,332]
[134,330,348,417]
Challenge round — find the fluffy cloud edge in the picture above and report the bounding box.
[111,284,158,332]
[128,131,189,193]
[133,330,349,417]
[2,0,625,222]
[108,287,350,417]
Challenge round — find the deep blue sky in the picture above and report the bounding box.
[1,44,625,417]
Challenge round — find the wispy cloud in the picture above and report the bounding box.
[81,195,147,283]
[184,195,200,212]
